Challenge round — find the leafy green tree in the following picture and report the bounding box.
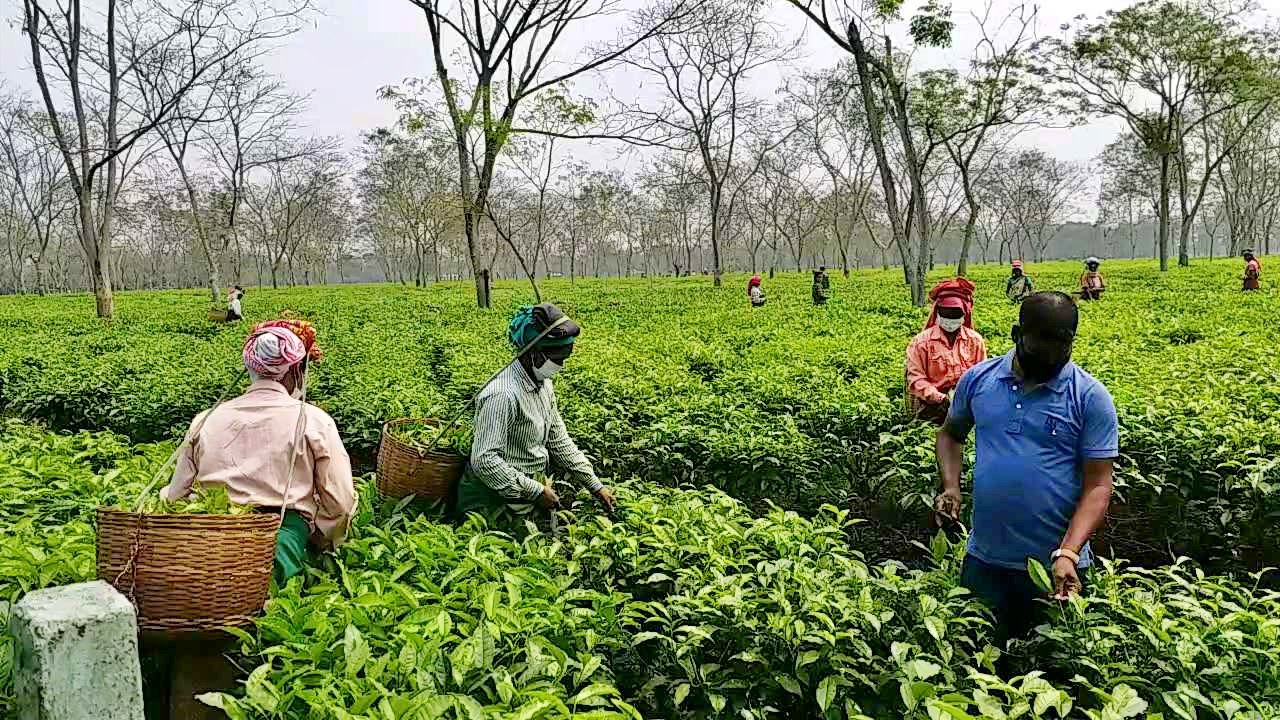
[1046,0,1280,270]
[911,4,1050,277]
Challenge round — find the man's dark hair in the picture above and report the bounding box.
[1020,291,1078,333]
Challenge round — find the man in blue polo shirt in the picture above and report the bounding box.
[935,291,1117,644]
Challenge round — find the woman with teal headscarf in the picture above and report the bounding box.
[454,303,617,518]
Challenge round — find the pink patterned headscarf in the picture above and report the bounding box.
[243,326,307,380]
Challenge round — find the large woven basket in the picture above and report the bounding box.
[207,308,228,322]
[377,418,466,499]
[96,508,280,633]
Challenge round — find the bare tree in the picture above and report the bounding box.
[984,148,1089,261]
[1214,105,1280,255]
[203,64,312,289]
[782,61,876,278]
[912,3,1047,277]
[244,144,344,288]
[21,0,311,317]
[785,0,959,305]
[757,138,822,271]
[0,93,74,294]
[398,0,690,308]
[1097,133,1160,261]
[622,0,795,286]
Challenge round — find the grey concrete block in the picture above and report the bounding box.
[12,581,144,720]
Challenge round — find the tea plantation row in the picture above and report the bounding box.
[0,261,1275,572]
[1,422,1277,719]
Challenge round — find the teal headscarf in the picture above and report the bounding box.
[508,305,577,351]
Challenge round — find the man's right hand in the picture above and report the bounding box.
[538,485,561,509]
[932,489,962,528]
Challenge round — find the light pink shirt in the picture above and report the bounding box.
[162,380,357,548]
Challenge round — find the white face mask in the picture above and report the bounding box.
[533,359,563,381]
[938,316,964,333]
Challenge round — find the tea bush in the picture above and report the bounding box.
[3,422,1278,718]
[1,263,1278,572]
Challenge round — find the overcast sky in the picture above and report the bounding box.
[2,0,1277,176]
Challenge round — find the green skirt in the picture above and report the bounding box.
[273,510,311,587]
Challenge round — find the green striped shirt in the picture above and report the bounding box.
[466,360,601,502]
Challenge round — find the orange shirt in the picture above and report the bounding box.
[906,325,988,404]
[163,380,358,548]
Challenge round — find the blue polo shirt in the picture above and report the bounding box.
[948,351,1119,570]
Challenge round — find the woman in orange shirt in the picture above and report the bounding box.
[906,278,988,424]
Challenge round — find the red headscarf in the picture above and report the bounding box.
[924,278,976,330]
[747,275,762,296]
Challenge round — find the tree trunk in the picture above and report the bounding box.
[848,24,919,305]
[1157,152,1171,271]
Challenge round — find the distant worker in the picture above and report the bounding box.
[935,292,1117,645]
[748,275,767,307]
[1243,249,1261,291]
[906,278,987,424]
[1079,257,1105,300]
[456,303,617,518]
[1005,261,1033,303]
[812,266,831,305]
[164,319,357,586]
[225,286,245,322]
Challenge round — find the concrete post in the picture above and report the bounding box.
[12,581,145,720]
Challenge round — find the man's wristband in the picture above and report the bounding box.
[1050,548,1080,564]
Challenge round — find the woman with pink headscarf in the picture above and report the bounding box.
[162,318,356,586]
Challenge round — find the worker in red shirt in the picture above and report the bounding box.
[907,278,988,424]
[1243,249,1261,291]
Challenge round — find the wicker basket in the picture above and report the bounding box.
[96,508,280,633]
[208,308,228,322]
[377,418,466,499]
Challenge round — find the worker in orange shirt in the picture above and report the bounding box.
[907,278,988,424]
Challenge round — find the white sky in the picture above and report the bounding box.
[2,0,1278,176]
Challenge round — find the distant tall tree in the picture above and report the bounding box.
[912,3,1048,277]
[622,0,796,287]
[205,65,312,288]
[21,0,310,318]
[1096,133,1160,261]
[786,0,960,305]
[399,0,689,308]
[1046,0,1280,270]
[782,61,875,278]
[1213,105,1280,254]
[0,94,73,294]
[358,126,457,287]
[984,148,1089,262]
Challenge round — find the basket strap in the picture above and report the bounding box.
[277,365,310,522]
[423,315,570,454]
[131,368,247,513]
